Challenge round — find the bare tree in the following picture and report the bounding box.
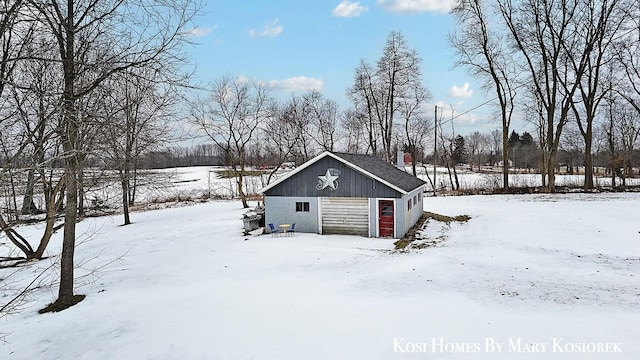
[0,0,35,225]
[302,90,339,152]
[488,128,502,166]
[341,109,368,154]
[280,94,315,162]
[192,76,274,208]
[451,0,518,190]
[498,0,589,192]
[398,84,431,175]
[101,69,177,225]
[0,35,66,261]
[612,99,640,186]
[29,0,200,311]
[521,87,550,185]
[348,61,379,155]
[559,122,586,174]
[437,118,462,191]
[349,31,424,162]
[604,94,623,187]
[0,0,34,98]
[614,4,640,140]
[565,0,626,189]
[613,9,640,184]
[466,131,489,171]
[260,102,299,185]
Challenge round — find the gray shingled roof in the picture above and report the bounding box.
[333,152,425,192]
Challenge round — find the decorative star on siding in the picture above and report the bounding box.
[317,168,339,190]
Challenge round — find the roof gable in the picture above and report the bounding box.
[259,152,425,195]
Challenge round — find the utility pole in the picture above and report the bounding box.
[433,105,438,196]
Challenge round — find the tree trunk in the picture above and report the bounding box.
[540,156,547,188]
[122,141,133,224]
[77,157,85,217]
[547,150,557,193]
[611,161,616,188]
[411,157,417,177]
[502,130,509,191]
[58,153,78,306]
[452,164,460,191]
[621,154,628,189]
[0,213,35,258]
[33,177,66,259]
[237,172,249,208]
[446,162,454,190]
[583,128,594,190]
[122,174,131,225]
[56,183,66,212]
[8,170,19,222]
[21,168,39,215]
[56,0,82,309]
[129,167,137,206]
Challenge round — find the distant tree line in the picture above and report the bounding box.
[449,128,639,183]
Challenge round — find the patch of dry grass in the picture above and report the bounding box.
[423,211,471,223]
[394,211,471,251]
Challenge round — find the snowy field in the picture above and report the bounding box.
[6,165,635,217]
[66,165,640,210]
[1,192,639,359]
[418,167,640,192]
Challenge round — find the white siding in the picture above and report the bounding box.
[264,196,319,234]
[320,197,369,236]
[400,187,425,237]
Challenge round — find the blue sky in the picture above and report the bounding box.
[185,0,515,135]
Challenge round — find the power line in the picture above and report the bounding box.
[438,80,531,125]
[438,96,499,125]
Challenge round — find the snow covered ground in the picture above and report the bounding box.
[1,193,639,359]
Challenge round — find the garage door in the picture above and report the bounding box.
[321,197,369,236]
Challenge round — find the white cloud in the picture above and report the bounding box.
[448,83,473,99]
[377,0,453,13]
[185,26,217,37]
[268,77,324,92]
[236,75,251,85]
[333,1,368,17]
[249,19,283,38]
[454,112,478,125]
[433,101,478,125]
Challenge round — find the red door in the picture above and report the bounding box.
[378,200,394,237]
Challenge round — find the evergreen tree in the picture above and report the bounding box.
[508,130,521,149]
[520,132,534,146]
[453,135,467,164]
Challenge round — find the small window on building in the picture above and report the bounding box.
[419,193,422,202]
[408,200,412,210]
[381,202,393,216]
[295,202,310,212]
[413,196,417,206]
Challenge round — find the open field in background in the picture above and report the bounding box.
[418,167,640,193]
[0,167,265,218]
[152,165,640,206]
[119,165,640,202]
